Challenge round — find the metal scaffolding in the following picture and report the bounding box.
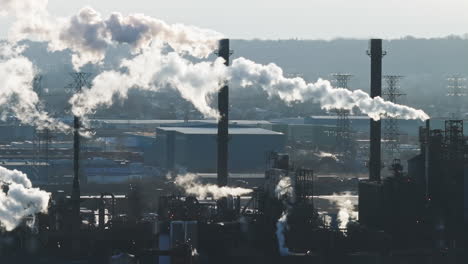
[383,75,405,160]
[331,74,354,163]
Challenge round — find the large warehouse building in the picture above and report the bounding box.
[154,126,285,173]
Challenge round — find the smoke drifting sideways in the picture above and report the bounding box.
[0,166,50,232]
[70,44,227,120]
[2,0,429,124]
[2,1,223,70]
[229,58,430,122]
[69,49,430,123]
[174,173,252,200]
[275,176,294,256]
[0,43,70,132]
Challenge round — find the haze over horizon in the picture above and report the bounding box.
[0,0,467,40]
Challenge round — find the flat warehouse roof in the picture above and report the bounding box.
[157,127,283,135]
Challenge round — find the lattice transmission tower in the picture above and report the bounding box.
[383,75,405,160]
[447,75,467,119]
[331,73,354,162]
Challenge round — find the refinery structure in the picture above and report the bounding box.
[0,2,466,264]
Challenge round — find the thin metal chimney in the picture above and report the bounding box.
[71,115,81,254]
[217,39,230,187]
[367,39,386,181]
[425,119,430,199]
[66,72,91,255]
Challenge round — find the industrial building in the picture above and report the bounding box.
[154,126,285,173]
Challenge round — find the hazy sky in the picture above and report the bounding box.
[1,0,467,39]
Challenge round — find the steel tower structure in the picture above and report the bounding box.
[383,75,405,160]
[447,75,467,119]
[331,74,354,163]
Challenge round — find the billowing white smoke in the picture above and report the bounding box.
[174,173,252,200]
[326,192,359,229]
[316,151,339,161]
[229,58,430,121]
[0,166,50,231]
[70,44,226,119]
[0,43,70,132]
[274,176,294,256]
[275,176,294,200]
[336,199,358,229]
[2,1,430,126]
[3,1,222,70]
[69,50,429,122]
[0,0,48,17]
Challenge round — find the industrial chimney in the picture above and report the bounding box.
[217,39,230,187]
[367,39,385,182]
[71,114,81,254]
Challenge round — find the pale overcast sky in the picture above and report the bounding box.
[1,0,467,39]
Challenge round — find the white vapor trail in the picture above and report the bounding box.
[69,44,227,119]
[2,0,429,127]
[0,43,70,132]
[274,176,294,256]
[0,166,50,231]
[174,173,252,200]
[2,1,223,70]
[229,58,430,121]
[70,51,430,123]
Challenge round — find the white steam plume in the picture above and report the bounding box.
[274,176,294,256]
[325,192,359,229]
[174,173,252,200]
[0,0,48,17]
[4,2,222,70]
[0,166,50,231]
[2,1,429,124]
[70,51,429,122]
[70,44,226,119]
[0,43,70,132]
[229,58,430,121]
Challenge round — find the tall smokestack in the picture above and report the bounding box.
[71,114,81,254]
[368,39,385,182]
[217,39,230,187]
[425,119,430,199]
[67,72,90,255]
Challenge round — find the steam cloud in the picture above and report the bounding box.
[174,173,252,200]
[3,0,430,127]
[69,50,429,122]
[325,193,359,229]
[0,166,50,231]
[3,1,223,70]
[70,44,226,119]
[274,176,294,256]
[229,58,430,121]
[0,43,70,132]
